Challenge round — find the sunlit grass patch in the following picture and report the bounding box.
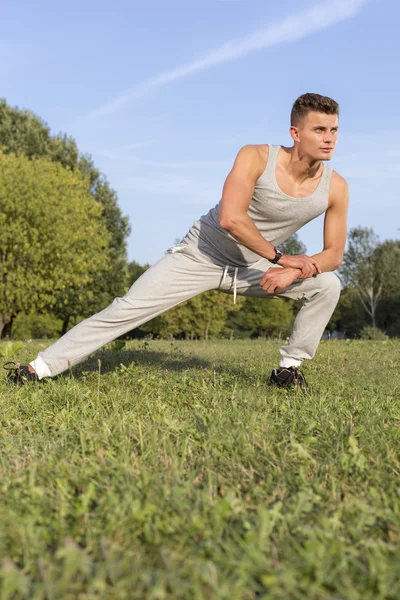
[0,339,399,599]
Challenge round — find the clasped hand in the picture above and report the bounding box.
[260,255,321,294]
[260,267,299,294]
[279,253,321,278]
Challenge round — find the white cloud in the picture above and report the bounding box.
[85,0,369,120]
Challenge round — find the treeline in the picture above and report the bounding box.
[1,100,399,341]
[332,228,400,338]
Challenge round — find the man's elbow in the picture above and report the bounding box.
[335,257,344,270]
[219,213,231,231]
[330,249,344,271]
[219,212,240,232]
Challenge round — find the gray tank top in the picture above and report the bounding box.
[183,144,332,266]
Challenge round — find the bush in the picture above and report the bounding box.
[359,326,388,341]
[386,320,400,338]
[13,312,62,340]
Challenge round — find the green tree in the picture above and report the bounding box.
[0,99,79,168]
[329,287,369,338]
[339,227,382,328]
[0,99,130,333]
[0,152,111,337]
[160,292,243,339]
[128,260,150,284]
[230,297,294,339]
[374,239,400,336]
[373,239,400,299]
[280,233,307,255]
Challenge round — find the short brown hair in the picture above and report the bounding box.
[291,93,339,126]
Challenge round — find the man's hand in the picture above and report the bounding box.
[260,267,301,294]
[278,254,321,278]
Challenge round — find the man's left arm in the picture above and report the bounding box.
[310,174,349,272]
[260,174,348,293]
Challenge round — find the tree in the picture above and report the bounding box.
[280,233,307,255]
[159,291,243,339]
[328,287,369,338]
[230,297,294,339]
[373,240,400,299]
[0,99,130,333]
[128,260,150,284]
[373,239,400,336]
[0,152,111,337]
[339,227,382,328]
[0,99,79,168]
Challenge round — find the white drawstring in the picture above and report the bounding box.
[221,265,229,287]
[221,265,238,304]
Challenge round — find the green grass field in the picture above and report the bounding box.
[0,339,399,599]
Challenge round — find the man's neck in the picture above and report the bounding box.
[281,146,322,183]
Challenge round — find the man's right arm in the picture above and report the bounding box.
[219,145,319,279]
[219,145,279,261]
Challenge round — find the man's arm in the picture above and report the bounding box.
[220,145,319,276]
[259,173,349,294]
[219,145,277,259]
[310,173,349,272]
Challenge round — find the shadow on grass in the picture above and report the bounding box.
[59,346,263,386]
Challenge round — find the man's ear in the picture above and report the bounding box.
[289,125,300,143]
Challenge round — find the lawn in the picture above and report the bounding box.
[0,338,399,599]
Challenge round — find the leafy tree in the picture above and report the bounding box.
[373,240,400,299]
[0,99,79,168]
[230,297,294,339]
[339,227,382,328]
[160,292,243,339]
[280,233,307,255]
[376,296,400,336]
[0,152,111,337]
[328,287,369,338]
[12,312,62,340]
[0,99,130,333]
[373,240,400,336]
[128,260,150,284]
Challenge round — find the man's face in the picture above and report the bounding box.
[291,111,339,161]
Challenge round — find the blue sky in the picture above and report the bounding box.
[2,0,399,265]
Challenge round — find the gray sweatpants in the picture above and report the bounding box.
[30,243,341,379]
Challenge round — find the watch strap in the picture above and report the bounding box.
[271,247,283,264]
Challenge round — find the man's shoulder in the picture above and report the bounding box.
[330,169,348,191]
[233,144,269,180]
[328,170,349,208]
[238,143,269,160]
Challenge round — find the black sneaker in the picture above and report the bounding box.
[4,362,39,386]
[269,366,308,389]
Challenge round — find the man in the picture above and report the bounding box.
[6,92,348,388]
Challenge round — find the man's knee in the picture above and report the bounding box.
[317,271,341,300]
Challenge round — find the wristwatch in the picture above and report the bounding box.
[270,246,284,264]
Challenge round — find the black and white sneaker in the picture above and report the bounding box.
[4,362,39,386]
[269,366,308,389]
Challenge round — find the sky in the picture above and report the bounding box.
[2,0,399,266]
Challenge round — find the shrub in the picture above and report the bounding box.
[359,326,388,341]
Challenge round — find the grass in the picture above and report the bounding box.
[0,338,399,599]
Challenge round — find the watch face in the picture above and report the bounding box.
[271,248,283,264]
